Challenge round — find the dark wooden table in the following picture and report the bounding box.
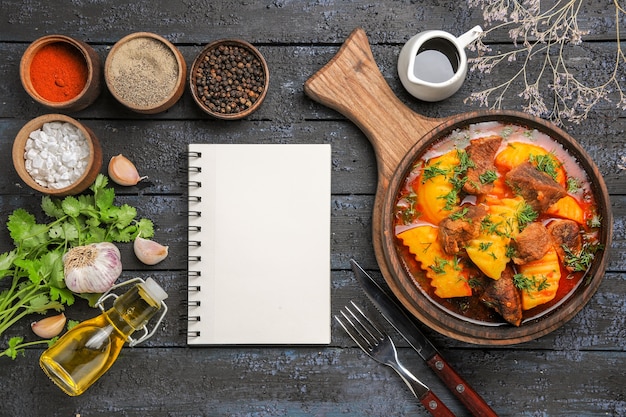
[1,1,624,416]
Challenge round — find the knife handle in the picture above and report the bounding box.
[419,390,456,417]
[427,353,499,417]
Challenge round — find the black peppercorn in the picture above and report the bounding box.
[194,42,266,116]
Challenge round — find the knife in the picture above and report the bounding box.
[350,259,499,417]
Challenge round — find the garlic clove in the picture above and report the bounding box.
[108,154,147,186]
[63,242,123,293]
[134,236,169,265]
[31,313,67,338]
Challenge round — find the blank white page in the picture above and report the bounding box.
[187,144,331,345]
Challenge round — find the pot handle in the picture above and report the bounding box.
[456,25,483,49]
[304,27,441,182]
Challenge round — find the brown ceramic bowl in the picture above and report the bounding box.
[190,39,269,120]
[20,35,102,112]
[105,32,186,114]
[12,114,102,196]
[381,112,613,345]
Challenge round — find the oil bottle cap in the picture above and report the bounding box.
[143,277,168,303]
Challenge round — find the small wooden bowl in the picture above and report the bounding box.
[13,114,103,196]
[105,32,186,114]
[20,35,102,112]
[190,39,269,120]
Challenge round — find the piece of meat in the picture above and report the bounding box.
[438,204,488,255]
[505,162,567,213]
[512,222,552,265]
[480,266,523,326]
[547,219,582,271]
[463,135,502,195]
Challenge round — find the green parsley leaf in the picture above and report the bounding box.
[62,196,82,218]
[4,337,25,359]
[50,286,75,306]
[135,218,155,238]
[114,204,138,229]
[27,293,52,311]
[7,209,37,242]
[95,187,116,213]
[0,250,18,272]
[41,196,65,219]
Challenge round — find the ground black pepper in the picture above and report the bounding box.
[108,37,179,108]
[194,43,266,115]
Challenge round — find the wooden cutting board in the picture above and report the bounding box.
[304,27,613,345]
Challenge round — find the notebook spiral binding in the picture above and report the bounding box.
[187,151,203,340]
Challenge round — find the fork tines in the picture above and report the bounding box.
[335,301,385,354]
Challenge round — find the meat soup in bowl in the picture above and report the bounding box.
[390,120,606,331]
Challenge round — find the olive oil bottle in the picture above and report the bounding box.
[40,278,168,396]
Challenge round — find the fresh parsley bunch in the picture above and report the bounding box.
[0,174,154,357]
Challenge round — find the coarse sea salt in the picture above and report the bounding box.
[24,121,90,189]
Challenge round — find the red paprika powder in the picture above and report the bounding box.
[30,42,88,102]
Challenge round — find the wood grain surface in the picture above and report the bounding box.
[0,1,624,416]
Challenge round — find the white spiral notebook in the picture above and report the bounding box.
[187,144,331,345]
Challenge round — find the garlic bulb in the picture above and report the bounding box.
[134,236,169,265]
[31,313,66,338]
[108,154,147,186]
[63,242,122,293]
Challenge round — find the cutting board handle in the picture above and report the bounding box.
[304,27,441,183]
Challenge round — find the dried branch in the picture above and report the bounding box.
[466,0,626,125]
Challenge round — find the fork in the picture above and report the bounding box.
[336,301,455,417]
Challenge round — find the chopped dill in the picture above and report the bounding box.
[505,244,516,259]
[478,241,493,252]
[480,215,499,234]
[422,163,449,183]
[449,207,470,221]
[479,170,498,184]
[397,192,420,225]
[516,201,538,229]
[452,256,462,271]
[430,257,449,274]
[562,242,604,273]
[439,189,458,211]
[501,126,514,137]
[456,149,475,172]
[513,273,550,294]
[566,177,583,193]
[587,213,602,229]
[468,277,483,289]
[529,153,561,181]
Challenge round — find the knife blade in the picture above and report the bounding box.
[350,259,499,417]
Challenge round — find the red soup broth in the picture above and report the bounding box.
[393,121,601,325]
